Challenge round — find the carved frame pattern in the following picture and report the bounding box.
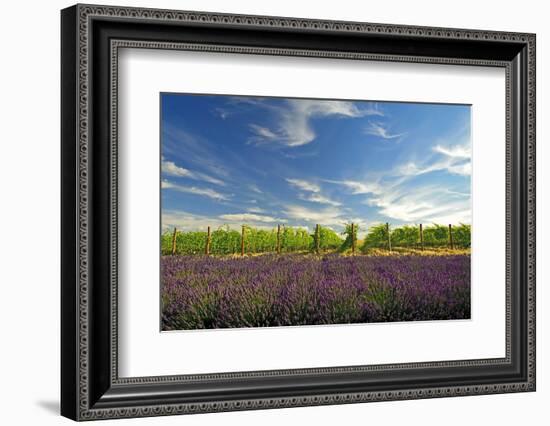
[61,3,536,421]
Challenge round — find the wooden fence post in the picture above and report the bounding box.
[419,223,424,251]
[241,225,245,256]
[351,222,356,254]
[171,227,177,256]
[315,224,320,254]
[386,222,392,252]
[205,226,211,255]
[449,224,454,250]
[277,224,281,254]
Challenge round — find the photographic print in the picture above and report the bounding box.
[160,94,472,331]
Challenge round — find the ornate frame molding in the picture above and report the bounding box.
[61,4,535,421]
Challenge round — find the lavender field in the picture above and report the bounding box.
[161,254,470,330]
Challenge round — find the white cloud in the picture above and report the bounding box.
[162,126,231,180]
[282,150,320,160]
[299,100,373,117]
[283,205,344,227]
[426,209,471,225]
[396,156,471,178]
[161,160,193,178]
[366,184,471,224]
[161,180,230,201]
[161,180,175,189]
[249,99,383,147]
[325,179,382,195]
[214,107,231,120]
[392,141,472,178]
[219,213,284,223]
[249,124,278,140]
[286,178,341,206]
[162,210,283,232]
[412,142,472,176]
[364,122,405,140]
[395,161,432,177]
[325,160,471,224]
[162,210,211,232]
[299,193,342,206]
[161,159,226,186]
[433,144,471,159]
[248,184,263,194]
[285,178,320,193]
[447,162,471,176]
[446,189,470,197]
[246,206,267,213]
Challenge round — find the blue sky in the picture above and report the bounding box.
[161,93,471,237]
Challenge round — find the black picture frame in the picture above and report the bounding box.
[61,4,536,421]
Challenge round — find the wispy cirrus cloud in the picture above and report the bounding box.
[325,139,471,224]
[283,204,344,227]
[324,179,382,195]
[162,125,232,180]
[285,178,321,193]
[246,206,267,214]
[214,107,231,120]
[286,178,341,206]
[248,183,263,194]
[162,180,230,201]
[432,142,471,176]
[446,162,471,176]
[288,176,470,225]
[219,213,285,223]
[299,193,342,207]
[445,189,470,198]
[249,99,383,147]
[364,184,471,224]
[283,204,345,226]
[395,142,471,177]
[162,210,214,232]
[433,143,470,159]
[161,159,226,186]
[162,210,280,232]
[248,124,278,141]
[162,94,472,230]
[364,121,406,140]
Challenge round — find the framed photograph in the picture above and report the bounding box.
[61,4,536,421]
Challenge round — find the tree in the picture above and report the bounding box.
[339,223,358,252]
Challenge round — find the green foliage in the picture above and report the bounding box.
[314,226,344,251]
[281,226,312,252]
[361,223,391,251]
[174,231,208,255]
[390,225,420,247]
[360,223,472,251]
[161,226,240,255]
[210,226,241,254]
[244,226,277,253]
[162,222,471,256]
[161,232,173,256]
[451,223,471,248]
[163,225,315,255]
[161,230,210,255]
[422,224,449,247]
[339,223,359,252]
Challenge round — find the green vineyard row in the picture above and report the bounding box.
[161,223,471,256]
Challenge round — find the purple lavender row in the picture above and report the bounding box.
[161,254,470,330]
